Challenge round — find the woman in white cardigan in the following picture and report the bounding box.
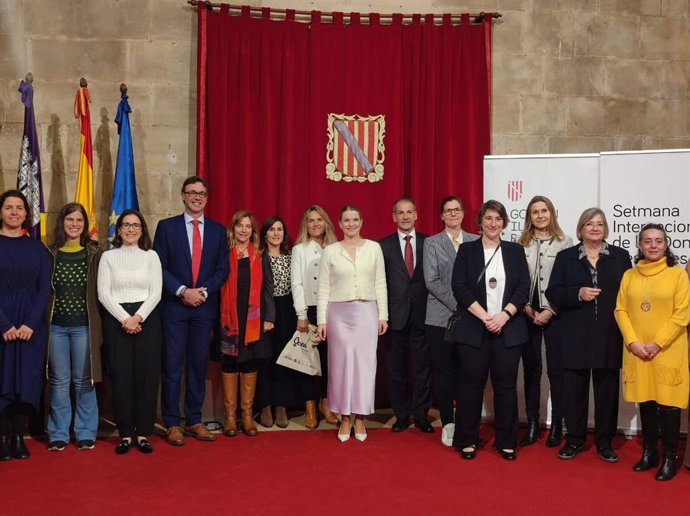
[317,205,388,442]
[98,209,162,455]
[290,206,339,427]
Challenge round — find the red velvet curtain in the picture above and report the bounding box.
[198,6,491,238]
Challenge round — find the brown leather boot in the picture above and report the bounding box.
[259,406,274,428]
[320,398,339,425]
[240,372,258,437]
[221,373,238,437]
[305,400,319,429]
[275,406,289,428]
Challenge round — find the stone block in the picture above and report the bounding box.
[133,126,193,179]
[492,94,520,133]
[0,80,6,122]
[19,81,76,125]
[129,40,193,85]
[151,0,197,41]
[642,136,690,148]
[0,0,21,35]
[151,85,192,128]
[641,16,690,59]
[31,39,127,82]
[0,35,29,81]
[22,0,149,39]
[533,0,598,11]
[604,59,687,99]
[136,171,175,218]
[497,0,532,11]
[548,136,616,153]
[492,55,543,95]
[603,98,649,135]
[615,135,644,150]
[661,0,689,16]
[574,14,640,58]
[599,0,662,16]
[521,95,567,135]
[492,11,527,56]
[646,99,690,136]
[523,11,574,57]
[491,134,548,155]
[544,56,605,96]
[567,97,607,136]
[0,121,22,175]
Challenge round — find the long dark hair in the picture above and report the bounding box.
[52,202,90,248]
[260,215,290,255]
[635,223,676,266]
[111,209,152,250]
[0,189,32,231]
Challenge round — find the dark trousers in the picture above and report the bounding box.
[427,324,459,426]
[385,318,430,421]
[454,334,522,450]
[161,313,215,427]
[521,318,563,422]
[563,368,619,449]
[104,304,161,438]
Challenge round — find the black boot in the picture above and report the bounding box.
[520,418,539,446]
[11,435,29,460]
[633,440,659,472]
[0,436,11,461]
[656,406,680,481]
[546,420,562,448]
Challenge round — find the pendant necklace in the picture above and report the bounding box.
[641,276,655,312]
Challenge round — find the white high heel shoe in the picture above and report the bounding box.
[354,419,367,442]
[337,422,352,442]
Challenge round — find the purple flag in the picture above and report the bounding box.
[17,77,45,241]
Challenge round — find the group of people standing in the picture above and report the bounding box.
[0,181,688,481]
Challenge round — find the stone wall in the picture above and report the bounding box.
[1,0,689,239]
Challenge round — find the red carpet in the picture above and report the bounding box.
[1,428,688,515]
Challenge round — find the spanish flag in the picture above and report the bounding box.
[74,82,97,239]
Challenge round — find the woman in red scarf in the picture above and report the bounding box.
[219,210,275,437]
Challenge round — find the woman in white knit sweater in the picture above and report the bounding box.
[98,209,162,455]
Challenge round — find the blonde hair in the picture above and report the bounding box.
[517,195,566,247]
[575,207,609,241]
[295,205,337,247]
[227,210,260,254]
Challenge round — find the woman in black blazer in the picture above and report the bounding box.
[451,200,530,461]
[545,208,631,463]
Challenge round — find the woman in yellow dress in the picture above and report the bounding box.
[614,223,690,481]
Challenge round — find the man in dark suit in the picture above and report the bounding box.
[379,197,432,433]
[153,176,229,446]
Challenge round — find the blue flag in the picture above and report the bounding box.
[108,91,139,243]
[17,77,46,242]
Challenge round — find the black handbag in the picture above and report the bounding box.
[444,244,501,344]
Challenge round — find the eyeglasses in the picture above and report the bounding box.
[184,190,208,198]
[443,207,463,215]
[121,223,142,230]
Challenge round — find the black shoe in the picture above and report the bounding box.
[48,440,68,451]
[520,418,539,446]
[77,439,95,451]
[633,446,659,472]
[0,436,12,461]
[558,443,583,460]
[115,438,132,455]
[391,419,410,433]
[546,422,563,448]
[499,448,517,461]
[596,447,619,463]
[415,419,434,433]
[655,452,678,481]
[137,438,154,454]
[460,445,477,460]
[11,436,29,459]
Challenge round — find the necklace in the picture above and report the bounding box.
[236,244,249,257]
[640,276,656,312]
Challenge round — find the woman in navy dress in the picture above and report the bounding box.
[0,190,50,461]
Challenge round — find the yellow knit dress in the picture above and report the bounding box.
[614,259,690,409]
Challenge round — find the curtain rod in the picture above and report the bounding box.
[187,1,501,24]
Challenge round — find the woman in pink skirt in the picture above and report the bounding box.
[317,205,388,442]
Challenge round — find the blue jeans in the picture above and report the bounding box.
[47,325,98,442]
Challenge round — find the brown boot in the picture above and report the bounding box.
[221,373,238,437]
[240,372,258,437]
[260,406,274,428]
[275,406,289,428]
[320,398,339,425]
[305,400,319,429]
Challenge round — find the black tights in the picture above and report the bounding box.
[0,402,31,436]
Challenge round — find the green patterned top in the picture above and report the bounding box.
[52,243,88,327]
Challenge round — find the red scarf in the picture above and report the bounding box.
[219,245,263,356]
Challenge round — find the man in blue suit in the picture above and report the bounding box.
[153,176,229,446]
